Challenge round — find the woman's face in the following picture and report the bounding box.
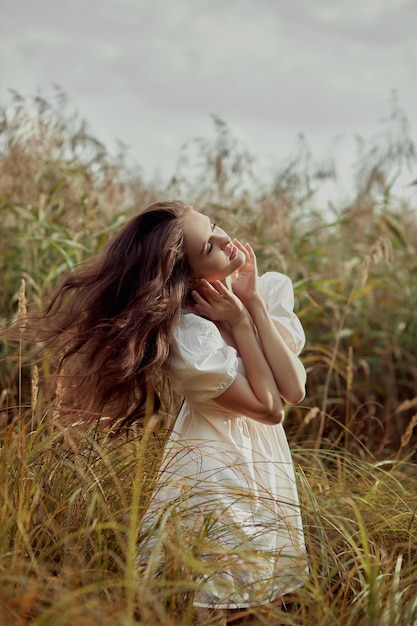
[183,209,245,282]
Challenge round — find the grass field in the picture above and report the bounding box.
[1,91,416,625]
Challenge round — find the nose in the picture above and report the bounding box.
[215,230,231,250]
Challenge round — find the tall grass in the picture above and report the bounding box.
[1,415,415,625]
[0,91,416,624]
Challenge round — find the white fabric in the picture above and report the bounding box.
[143,272,308,609]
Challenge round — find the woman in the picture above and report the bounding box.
[25,201,308,623]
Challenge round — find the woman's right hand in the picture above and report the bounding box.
[191,279,246,325]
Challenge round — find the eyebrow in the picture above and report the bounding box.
[199,217,212,255]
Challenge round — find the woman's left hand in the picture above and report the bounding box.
[231,240,259,305]
[191,279,245,325]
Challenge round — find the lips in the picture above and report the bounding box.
[229,244,237,260]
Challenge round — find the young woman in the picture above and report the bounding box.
[24,200,308,623]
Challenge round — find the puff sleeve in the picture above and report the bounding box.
[258,272,306,355]
[167,313,239,403]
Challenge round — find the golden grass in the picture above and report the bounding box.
[1,91,417,624]
[0,416,416,625]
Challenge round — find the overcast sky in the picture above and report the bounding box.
[1,0,416,195]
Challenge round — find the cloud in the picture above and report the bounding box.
[1,0,416,181]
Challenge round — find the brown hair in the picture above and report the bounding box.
[37,200,192,429]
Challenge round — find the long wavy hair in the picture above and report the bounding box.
[36,200,192,429]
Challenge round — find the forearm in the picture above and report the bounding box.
[191,278,284,422]
[247,296,306,404]
[231,313,284,419]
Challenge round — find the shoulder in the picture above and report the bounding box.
[258,271,294,300]
[258,272,305,354]
[172,312,225,354]
[174,311,221,339]
[168,312,238,402]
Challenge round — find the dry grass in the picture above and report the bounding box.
[1,91,417,624]
[0,416,415,625]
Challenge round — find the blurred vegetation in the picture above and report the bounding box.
[1,88,416,456]
[0,89,416,625]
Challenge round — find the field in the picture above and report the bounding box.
[0,91,416,625]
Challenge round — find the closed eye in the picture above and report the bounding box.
[207,223,217,253]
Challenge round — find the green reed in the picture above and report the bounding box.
[0,90,416,624]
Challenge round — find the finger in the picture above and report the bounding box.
[193,303,208,316]
[241,243,256,265]
[202,279,226,298]
[242,242,256,260]
[200,279,220,292]
[234,241,251,264]
[233,239,249,256]
[213,280,231,296]
[195,280,217,298]
[191,289,208,304]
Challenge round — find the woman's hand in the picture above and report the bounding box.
[191,279,246,325]
[230,240,259,305]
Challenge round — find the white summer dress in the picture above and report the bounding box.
[143,272,308,609]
